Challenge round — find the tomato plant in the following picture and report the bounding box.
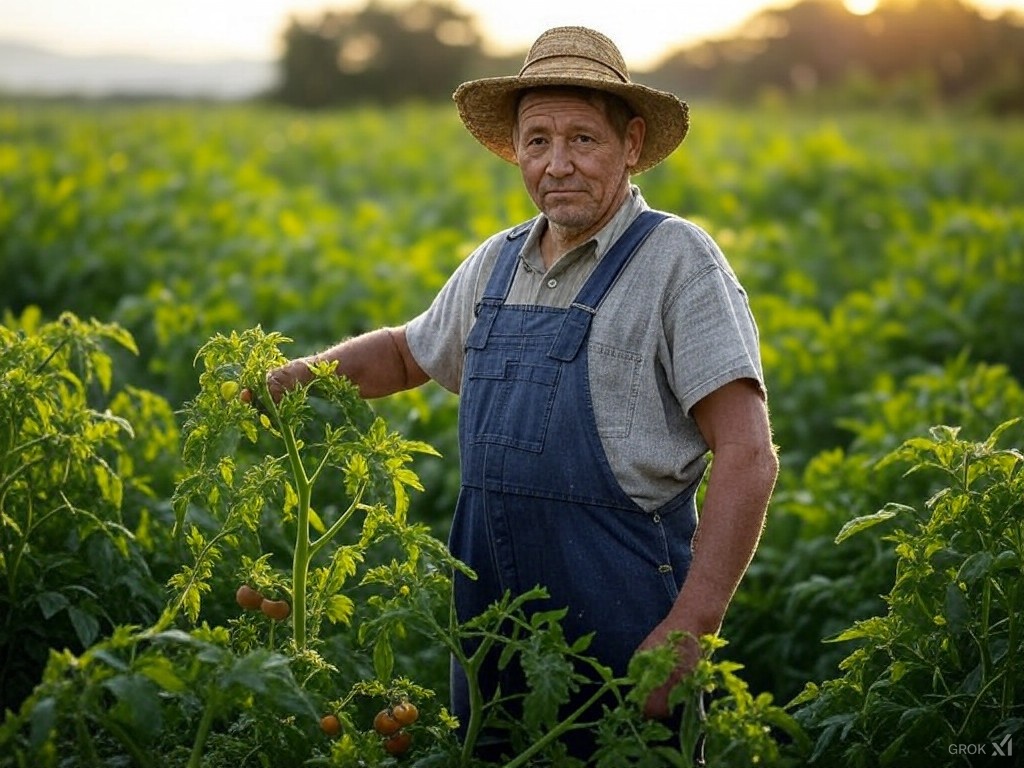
[791,420,1024,765]
[0,311,173,711]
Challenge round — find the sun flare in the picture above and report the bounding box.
[843,0,880,14]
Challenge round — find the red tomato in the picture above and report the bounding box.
[384,730,412,756]
[260,598,291,621]
[373,709,401,736]
[391,700,419,727]
[320,713,341,737]
[235,584,263,610]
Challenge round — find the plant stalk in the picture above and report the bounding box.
[263,381,312,650]
[187,695,218,768]
[501,679,619,768]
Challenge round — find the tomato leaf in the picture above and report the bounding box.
[834,506,903,544]
[35,591,69,620]
[67,605,100,648]
[326,594,355,625]
[373,636,394,683]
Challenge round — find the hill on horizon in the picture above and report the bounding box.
[0,38,276,99]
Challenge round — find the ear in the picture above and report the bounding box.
[625,116,646,168]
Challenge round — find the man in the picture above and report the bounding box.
[265,25,777,758]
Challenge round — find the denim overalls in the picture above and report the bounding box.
[449,210,699,757]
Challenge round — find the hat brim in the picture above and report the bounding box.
[453,74,689,173]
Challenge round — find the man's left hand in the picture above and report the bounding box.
[635,621,703,719]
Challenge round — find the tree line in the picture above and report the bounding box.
[273,0,1024,113]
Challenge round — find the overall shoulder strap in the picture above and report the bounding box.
[548,210,669,362]
[479,217,538,303]
[573,210,669,310]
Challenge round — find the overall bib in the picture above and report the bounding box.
[449,211,699,758]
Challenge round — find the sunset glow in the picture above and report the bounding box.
[0,0,1021,68]
[844,0,880,14]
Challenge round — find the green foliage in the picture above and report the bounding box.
[0,310,176,710]
[726,359,1024,703]
[790,420,1024,766]
[0,623,318,768]
[1,321,801,766]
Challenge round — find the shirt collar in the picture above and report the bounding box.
[519,185,650,274]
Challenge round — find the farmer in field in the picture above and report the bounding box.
[264,25,777,759]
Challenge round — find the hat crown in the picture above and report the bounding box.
[519,26,629,84]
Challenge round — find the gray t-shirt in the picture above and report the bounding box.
[406,186,764,511]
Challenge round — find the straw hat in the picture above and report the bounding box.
[453,26,689,173]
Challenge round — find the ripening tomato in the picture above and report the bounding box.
[391,700,419,727]
[260,598,291,621]
[235,584,264,611]
[384,730,412,756]
[373,709,401,736]
[320,713,341,737]
[240,388,253,404]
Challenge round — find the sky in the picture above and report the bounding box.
[1,0,1023,69]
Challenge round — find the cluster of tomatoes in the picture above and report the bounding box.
[318,700,418,757]
[372,700,419,756]
[237,584,419,756]
[235,584,290,621]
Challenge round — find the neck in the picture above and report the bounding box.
[541,184,631,268]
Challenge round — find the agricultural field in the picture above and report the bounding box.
[1,100,1022,766]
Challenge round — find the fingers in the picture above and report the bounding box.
[640,632,702,719]
[239,384,271,415]
[643,683,673,720]
[238,358,310,409]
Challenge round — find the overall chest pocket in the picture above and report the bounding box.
[589,342,643,439]
[463,355,561,453]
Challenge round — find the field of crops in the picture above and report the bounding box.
[1,100,1022,766]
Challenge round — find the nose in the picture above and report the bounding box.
[546,140,574,177]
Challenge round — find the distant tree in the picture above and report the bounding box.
[275,0,485,108]
[275,0,1023,113]
[648,0,1024,113]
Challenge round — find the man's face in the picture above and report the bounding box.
[514,90,644,239]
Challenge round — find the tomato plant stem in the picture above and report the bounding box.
[308,489,365,561]
[501,678,620,768]
[187,695,218,768]
[75,712,101,768]
[1003,580,1018,714]
[452,619,494,764]
[459,658,486,766]
[979,579,992,683]
[263,380,312,650]
[99,714,155,768]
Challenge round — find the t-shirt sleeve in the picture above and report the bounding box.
[405,237,497,394]
[662,225,765,415]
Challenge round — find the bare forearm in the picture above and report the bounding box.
[268,326,429,400]
[667,441,778,635]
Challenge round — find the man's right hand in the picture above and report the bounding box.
[241,357,314,406]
